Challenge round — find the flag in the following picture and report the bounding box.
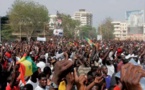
[85,38,94,46]
[68,42,73,46]
[17,54,37,84]
[59,81,66,90]
[74,42,79,47]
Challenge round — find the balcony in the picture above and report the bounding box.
[114,28,121,31]
[114,25,120,27]
[114,32,121,34]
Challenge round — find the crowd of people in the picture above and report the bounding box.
[0,37,145,90]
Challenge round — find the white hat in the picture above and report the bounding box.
[37,61,46,72]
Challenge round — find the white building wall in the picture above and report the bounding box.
[73,9,92,26]
[112,21,128,40]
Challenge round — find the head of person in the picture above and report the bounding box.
[43,66,52,79]
[96,68,101,76]
[91,66,98,72]
[101,65,108,75]
[90,61,95,66]
[99,51,105,58]
[106,57,113,65]
[38,73,47,88]
[30,51,35,58]
[31,70,39,79]
[124,50,129,56]
[37,67,42,74]
[39,55,46,62]
[23,84,33,90]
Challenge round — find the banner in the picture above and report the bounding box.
[97,35,102,40]
[37,37,46,41]
[126,10,144,27]
[53,29,63,36]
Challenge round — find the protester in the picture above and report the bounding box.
[0,38,145,90]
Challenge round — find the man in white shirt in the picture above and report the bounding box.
[27,71,39,89]
[105,58,115,77]
[35,73,47,90]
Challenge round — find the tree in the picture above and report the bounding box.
[98,18,114,40]
[59,13,80,38]
[0,15,15,41]
[8,0,49,41]
[1,16,9,30]
[80,25,97,39]
[2,29,15,41]
[88,27,97,38]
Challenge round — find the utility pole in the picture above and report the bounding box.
[19,22,22,41]
[44,23,46,37]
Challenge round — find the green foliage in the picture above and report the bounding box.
[98,18,114,40]
[1,24,15,41]
[1,16,9,24]
[1,16,9,29]
[0,16,14,41]
[60,14,80,38]
[8,0,49,39]
[80,25,97,39]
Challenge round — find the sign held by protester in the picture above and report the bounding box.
[97,35,102,40]
[37,37,46,41]
[53,29,63,36]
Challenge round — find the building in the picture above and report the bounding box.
[112,21,145,40]
[73,9,92,26]
[111,10,145,40]
[112,21,128,40]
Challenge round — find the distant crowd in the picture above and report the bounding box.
[0,38,145,90]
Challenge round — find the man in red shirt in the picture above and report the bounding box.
[6,71,20,90]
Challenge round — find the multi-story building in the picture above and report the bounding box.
[112,21,128,40]
[112,21,145,40]
[73,9,92,26]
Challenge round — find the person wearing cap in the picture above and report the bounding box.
[37,56,46,72]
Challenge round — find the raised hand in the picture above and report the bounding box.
[66,72,75,90]
[51,60,73,85]
[78,75,87,86]
[94,76,103,84]
[74,68,79,83]
[121,63,145,90]
[75,75,87,90]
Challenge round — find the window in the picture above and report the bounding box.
[81,14,87,17]
[115,27,120,29]
[115,23,120,25]
[123,30,126,33]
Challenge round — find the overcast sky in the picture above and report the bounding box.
[0,0,145,27]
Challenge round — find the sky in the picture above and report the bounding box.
[0,0,145,27]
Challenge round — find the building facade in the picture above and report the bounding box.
[73,9,92,26]
[112,21,128,40]
[112,21,145,40]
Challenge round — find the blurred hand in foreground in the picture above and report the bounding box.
[121,63,145,90]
